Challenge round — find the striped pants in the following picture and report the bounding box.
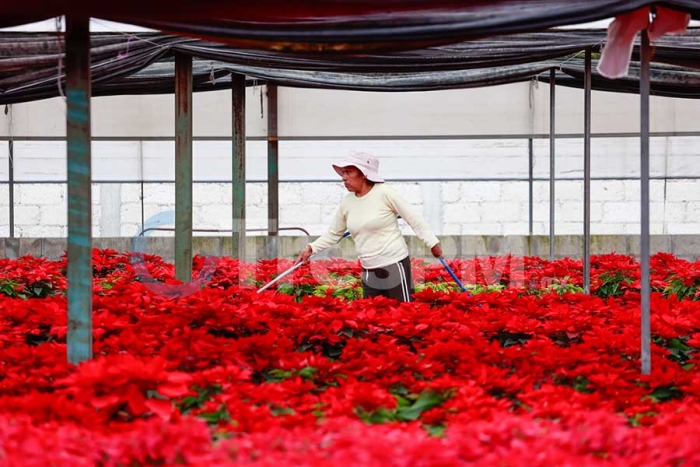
[361,256,414,303]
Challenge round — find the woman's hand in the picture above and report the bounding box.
[296,245,313,264]
[431,243,443,258]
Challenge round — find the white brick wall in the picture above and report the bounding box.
[17,184,64,205]
[0,185,8,237]
[122,184,141,203]
[668,181,700,201]
[5,131,700,241]
[461,183,500,202]
[7,178,700,238]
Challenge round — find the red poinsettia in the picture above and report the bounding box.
[54,355,191,421]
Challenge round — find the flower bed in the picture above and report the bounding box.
[1,250,700,465]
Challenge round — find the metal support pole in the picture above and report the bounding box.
[65,15,92,364]
[8,140,14,238]
[549,68,556,261]
[139,141,145,235]
[140,180,145,234]
[174,54,193,282]
[528,138,534,236]
[640,30,652,375]
[232,73,246,260]
[267,83,279,259]
[583,49,592,294]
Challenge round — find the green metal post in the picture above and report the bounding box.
[66,15,93,364]
[175,54,193,282]
[232,73,246,260]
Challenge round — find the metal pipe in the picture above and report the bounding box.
[9,174,700,185]
[549,68,556,261]
[139,140,145,235]
[65,15,93,364]
[140,180,145,235]
[8,140,14,238]
[232,73,246,260]
[640,30,652,375]
[3,131,700,142]
[267,83,279,259]
[528,137,533,236]
[139,226,312,237]
[174,53,193,282]
[583,49,592,294]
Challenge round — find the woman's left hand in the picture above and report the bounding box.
[431,243,443,258]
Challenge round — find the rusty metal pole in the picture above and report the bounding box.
[232,73,246,261]
[175,53,193,282]
[267,83,279,259]
[65,14,93,364]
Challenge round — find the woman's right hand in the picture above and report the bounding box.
[296,245,313,265]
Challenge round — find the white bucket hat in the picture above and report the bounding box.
[332,151,385,183]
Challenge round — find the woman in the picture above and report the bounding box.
[296,151,442,302]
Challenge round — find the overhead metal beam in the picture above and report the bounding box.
[65,15,93,364]
[4,131,700,142]
[174,53,193,282]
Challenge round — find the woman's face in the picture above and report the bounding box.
[339,165,367,193]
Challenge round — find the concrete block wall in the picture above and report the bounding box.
[112,179,700,238]
[5,178,700,239]
[4,132,700,239]
[8,184,102,237]
[0,185,8,237]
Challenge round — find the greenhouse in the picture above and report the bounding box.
[1,1,700,465]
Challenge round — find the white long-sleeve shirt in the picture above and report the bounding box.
[309,184,439,269]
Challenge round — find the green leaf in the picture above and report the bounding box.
[270,405,296,416]
[395,391,447,421]
[423,424,447,437]
[389,384,409,397]
[573,376,593,394]
[668,338,691,351]
[297,366,318,381]
[493,331,532,348]
[198,407,230,424]
[265,369,293,382]
[649,386,683,402]
[0,279,21,298]
[394,395,412,408]
[355,407,396,424]
[276,283,295,295]
[176,384,222,413]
